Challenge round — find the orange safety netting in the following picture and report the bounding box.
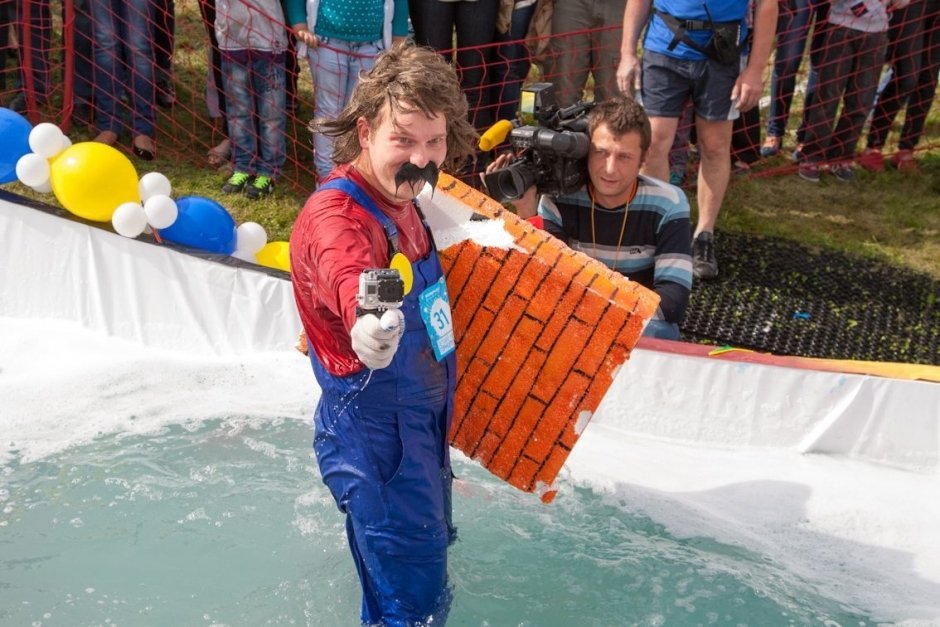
[3,0,937,194]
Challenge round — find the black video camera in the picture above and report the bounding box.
[482,83,595,203]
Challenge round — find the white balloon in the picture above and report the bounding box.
[60,135,72,150]
[138,172,173,202]
[232,248,259,263]
[236,221,268,254]
[111,202,149,238]
[144,194,178,229]
[30,179,53,194]
[15,153,50,188]
[28,123,67,159]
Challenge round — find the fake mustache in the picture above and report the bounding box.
[394,161,439,193]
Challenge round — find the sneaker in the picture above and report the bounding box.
[798,161,820,183]
[692,231,719,280]
[858,147,885,172]
[892,149,918,173]
[222,171,252,194]
[245,174,275,199]
[733,159,751,175]
[760,135,781,158]
[830,162,856,183]
[791,144,804,163]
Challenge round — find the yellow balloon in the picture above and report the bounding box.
[256,241,290,272]
[389,252,414,295]
[50,142,140,222]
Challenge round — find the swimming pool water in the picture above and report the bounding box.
[0,417,876,626]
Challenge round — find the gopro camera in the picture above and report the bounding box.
[356,268,404,316]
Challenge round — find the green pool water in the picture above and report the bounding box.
[0,417,876,626]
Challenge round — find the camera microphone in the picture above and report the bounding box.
[478,119,517,151]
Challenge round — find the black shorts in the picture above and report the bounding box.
[641,50,743,121]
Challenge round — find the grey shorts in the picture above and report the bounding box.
[641,50,742,121]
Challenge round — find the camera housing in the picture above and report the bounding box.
[483,83,596,203]
[356,268,404,316]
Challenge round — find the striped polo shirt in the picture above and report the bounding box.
[537,175,693,323]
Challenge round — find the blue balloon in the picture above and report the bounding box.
[160,195,237,255]
[0,107,33,184]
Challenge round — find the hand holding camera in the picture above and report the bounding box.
[351,309,404,370]
[352,268,405,369]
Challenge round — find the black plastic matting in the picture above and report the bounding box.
[681,231,940,365]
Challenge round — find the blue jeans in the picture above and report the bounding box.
[13,0,93,105]
[765,0,814,138]
[643,320,681,340]
[307,38,382,180]
[795,2,830,143]
[89,0,157,136]
[489,3,537,122]
[222,51,286,178]
[14,0,52,98]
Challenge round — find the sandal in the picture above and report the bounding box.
[94,130,119,146]
[207,138,231,167]
[132,135,156,161]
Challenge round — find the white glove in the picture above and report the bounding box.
[350,309,405,370]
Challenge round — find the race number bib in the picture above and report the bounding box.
[418,277,455,361]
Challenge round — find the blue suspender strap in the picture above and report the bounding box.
[318,178,401,257]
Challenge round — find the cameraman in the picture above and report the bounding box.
[486,95,692,340]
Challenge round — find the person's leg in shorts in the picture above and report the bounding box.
[643,51,740,279]
[639,51,696,181]
[690,58,739,279]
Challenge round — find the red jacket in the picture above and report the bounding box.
[290,164,432,376]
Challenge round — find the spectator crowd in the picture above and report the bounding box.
[2,0,938,284]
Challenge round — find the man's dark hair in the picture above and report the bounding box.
[586,95,652,153]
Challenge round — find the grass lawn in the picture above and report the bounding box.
[718,151,940,279]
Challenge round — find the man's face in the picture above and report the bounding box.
[356,103,448,203]
[587,124,645,206]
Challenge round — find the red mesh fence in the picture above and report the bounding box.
[2,0,939,195]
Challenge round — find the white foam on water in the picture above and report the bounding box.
[0,316,318,466]
[568,426,940,625]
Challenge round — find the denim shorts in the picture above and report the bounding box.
[641,50,742,121]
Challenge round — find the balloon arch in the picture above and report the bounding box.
[0,107,290,272]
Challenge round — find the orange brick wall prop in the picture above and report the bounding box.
[434,174,660,502]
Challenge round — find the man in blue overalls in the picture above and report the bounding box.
[289,44,478,626]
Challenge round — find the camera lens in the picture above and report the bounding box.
[484,162,538,202]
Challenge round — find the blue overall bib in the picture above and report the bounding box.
[309,178,457,626]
